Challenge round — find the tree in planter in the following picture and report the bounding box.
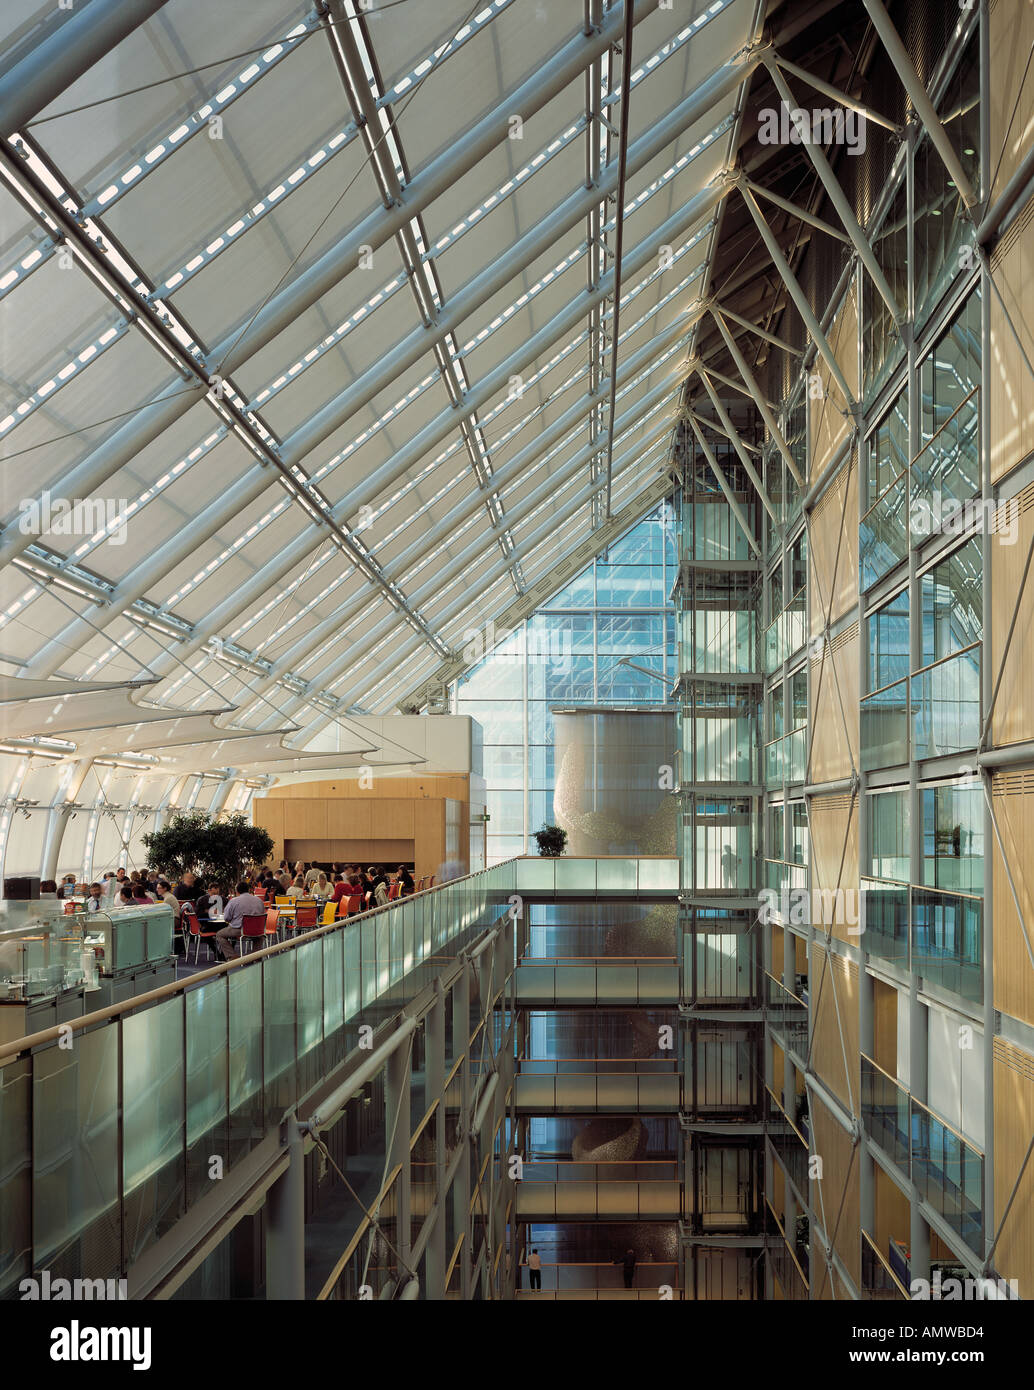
[142,811,273,888]
[533,824,568,857]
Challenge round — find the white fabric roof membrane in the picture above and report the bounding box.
[0,0,759,746]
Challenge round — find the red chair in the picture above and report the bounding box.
[345,894,363,917]
[388,883,400,901]
[185,910,221,964]
[239,913,268,956]
[427,875,436,888]
[295,906,318,931]
[264,907,281,944]
[254,885,268,902]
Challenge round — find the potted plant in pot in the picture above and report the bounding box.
[533,824,568,857]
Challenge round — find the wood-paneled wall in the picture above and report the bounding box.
[990,203,1034,484]
[809,286,859,479]
[809,455,859,635]
[991,481,1034,746]
[810,944,860,1111]
[811,1094,860,1294]
[989,0,1034,202]
[809,623,860,783]
[992,1037,1034,1298]
[809,792,860,945]
[991,770,1034,1027]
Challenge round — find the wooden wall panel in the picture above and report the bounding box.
[265,774,470,801]
[873,1165,910,1265]
[990,203,1034,483]
[811,1094,860,1293]
[414,801,445,881]
[991,482,1034,746]
[992,1038,1034,1299]
[285,838,414,864]
[326,800,372,838]
[992,771,1034,1027]
[811,944,860,1110]
[809,624,860,783]
[809,286,859,478]
[989,0,1034,201]
[809,792,860,945]
[809,456,858,635]
[872,977,898,1077]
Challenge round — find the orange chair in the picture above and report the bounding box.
[427,875,436,888]
[186,911,221,964]
[239,913,268,956]
[345,894,363,917]
[295,906,318,931]
[264,907,281,944]
[254,885,268,902]
[388,883,400,901]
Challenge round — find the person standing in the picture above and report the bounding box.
[527,1248,542,1292]
[616,1248,636,1289]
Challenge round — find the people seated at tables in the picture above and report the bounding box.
[313,871,331,898]
[286,876,306,900]
[116,882,152,907]
[213,880,265,960]
[397,864,415,896]
[332,874,350,904]
[195,882,224,919]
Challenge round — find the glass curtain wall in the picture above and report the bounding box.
[453,507,677,864]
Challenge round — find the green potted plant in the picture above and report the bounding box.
[533,824,568,857]
[142,810,273,887]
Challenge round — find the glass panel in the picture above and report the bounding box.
[860,679,909,770]
[868,789,910,881]
[0,1058,31,1294]
[920,785,983,892]
[263,951,297,1110]
[186,978,227,1205]
[229,963,263,1159]
[33,1027,119,1273]
[919,538,982,667]
[912,888,982,1003]
[867,589,909,693]
[860,474,908,590]
[911,650,981,758]
[123,997,185,1260]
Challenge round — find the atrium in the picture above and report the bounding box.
[0,0,1032,1333]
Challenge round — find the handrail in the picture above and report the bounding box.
[861,1229,910,1298]
[0,857,512,1062]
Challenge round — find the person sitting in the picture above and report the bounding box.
[286,875,306,900]
[331,874,350,904]
[371,866,389,907]
[397,864,415,896]
[173,871,197,901]
[156,879,181,921]
[313,871,331,899]
[195,883,224,919]
[304,863,322,890]
[213,880,265,960]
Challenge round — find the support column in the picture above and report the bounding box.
[385,1041,413,1270]
[424,985,447,1300]
[266,1120,306,1300]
